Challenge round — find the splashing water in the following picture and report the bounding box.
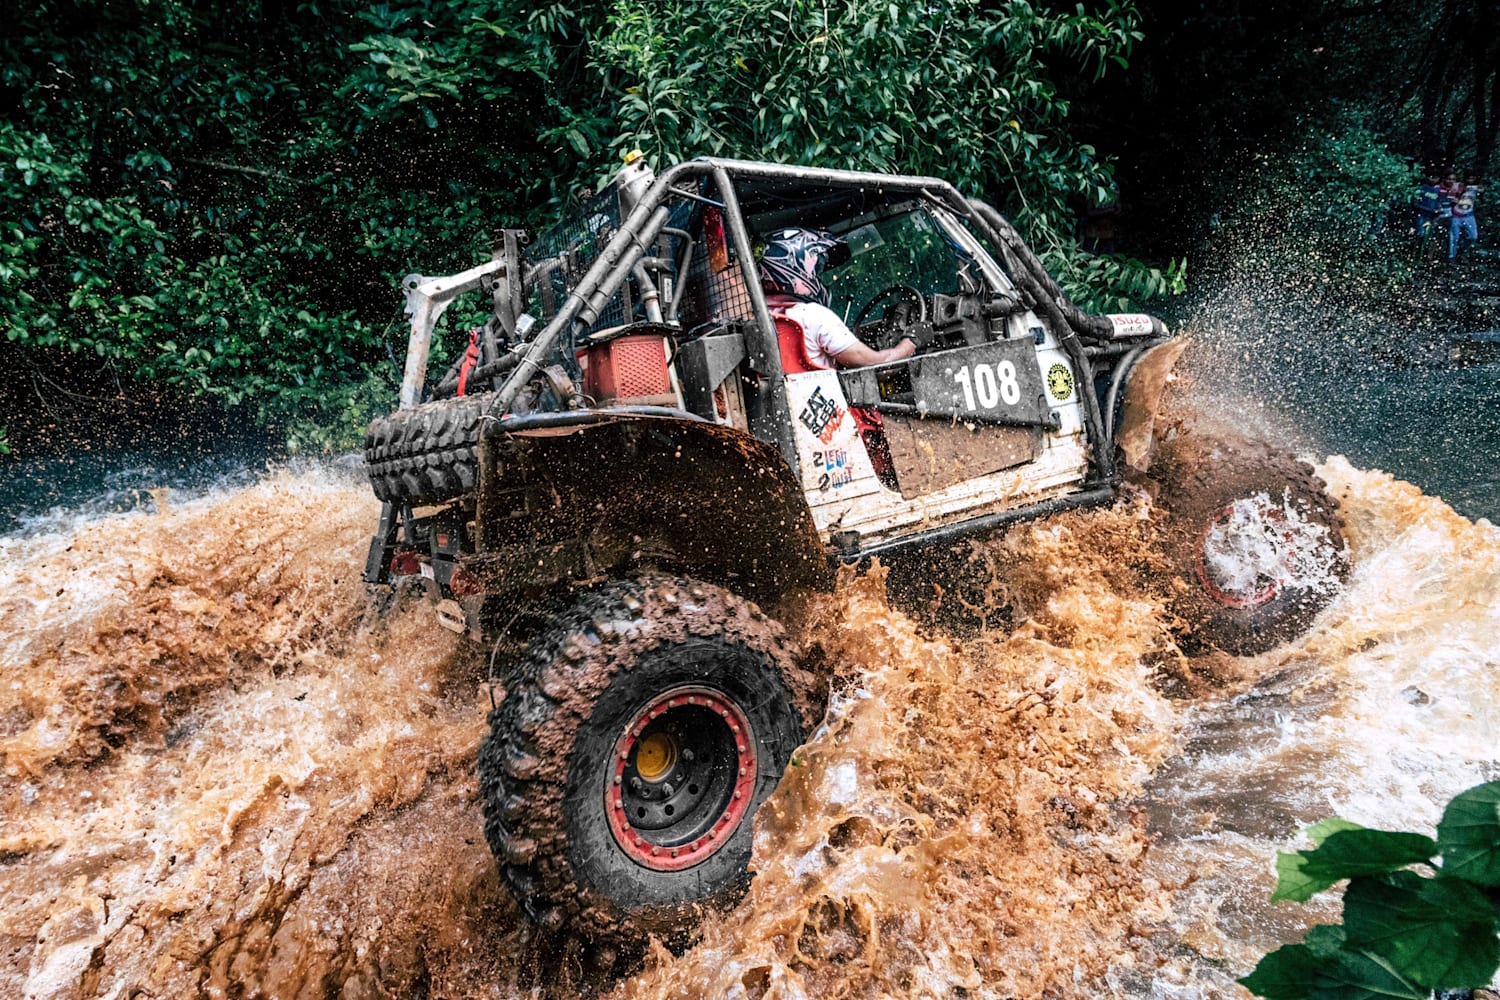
[0,454,1495,999]
[1127,458,1500,998]
[1197,490,1345,605]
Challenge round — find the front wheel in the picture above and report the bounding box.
[1149,434,1350,656]
[477,576,824,943]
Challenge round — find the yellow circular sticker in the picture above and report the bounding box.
[1047,363,1074,401]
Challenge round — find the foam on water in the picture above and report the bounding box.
[0,454,1494,998]
[1197,489,1346,603]
[1131,458,1500,997]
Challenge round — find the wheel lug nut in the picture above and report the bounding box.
[682,749,695,762]
[662,782,674,796]
[629,776,643,792]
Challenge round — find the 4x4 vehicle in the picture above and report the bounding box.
[362,155,1348,942]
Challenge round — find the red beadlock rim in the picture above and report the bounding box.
[1194,500,1292,610]
[604,686,759,872]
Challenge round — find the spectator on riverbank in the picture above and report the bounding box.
[1416,171,1443,238]
[1450,173,1479,260]
[1438,172,1460,229]
[1464,170,1483,208]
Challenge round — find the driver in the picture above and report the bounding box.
[758,228,933,369]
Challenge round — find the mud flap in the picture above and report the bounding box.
[472,413,831,606]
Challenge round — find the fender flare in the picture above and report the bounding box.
[1114,339,1189,474]
[469,412,832,612]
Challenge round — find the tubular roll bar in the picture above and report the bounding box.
[398,156,1154,483]
[398,259,510,409]
[465,159,989,474]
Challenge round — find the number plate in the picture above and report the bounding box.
[908,340,1050,424]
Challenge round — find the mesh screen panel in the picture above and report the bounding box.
[523,178,760,345]
[524,187,624,334]
[676,185,757,335]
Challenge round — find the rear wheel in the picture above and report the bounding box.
[1149,434,1350,655]
[477,575,824,942]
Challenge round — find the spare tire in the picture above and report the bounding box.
[1149,433,1350,656]
[363,393,489,504]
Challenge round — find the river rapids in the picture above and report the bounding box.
[0,450,1495,998]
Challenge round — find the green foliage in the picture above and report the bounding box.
[1242,923,1427,1000]
[1271,819,1439,903]
[540,0,1172,305]
[1437,778,1500,887]
[579,0,1137,210]
[1,0,1172,451]
[338,0,1169,287]
[284,369,401,455]
[1045,249,1186,314]
[0,0,526,445]
[1342,870,1499,989]
[1240,780,1500,1000]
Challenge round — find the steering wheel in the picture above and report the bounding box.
[851,285,929,348]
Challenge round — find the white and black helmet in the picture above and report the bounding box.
[757,228,851,306]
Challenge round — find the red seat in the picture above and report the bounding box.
[767,296,819,375]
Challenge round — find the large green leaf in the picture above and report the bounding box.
[1341,871,1500,989]
[1437,780,1500,887]
[1307,948,1429,1000]
[1240,942,1324,1000]
[1272,826,1438,903]
[1305,818,1366,846]
[1239,927,1429,1000]
[1303,923,1349,958]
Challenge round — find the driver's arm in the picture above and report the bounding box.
[831,336,920,368]
[799,301,933,369]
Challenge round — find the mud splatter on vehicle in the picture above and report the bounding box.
[358,155,1348,945]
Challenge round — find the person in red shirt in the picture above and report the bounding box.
[1439,172,1463,215]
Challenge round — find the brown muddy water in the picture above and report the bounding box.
[0,455,1495,999]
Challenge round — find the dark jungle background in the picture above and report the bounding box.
[2,0,1495,460]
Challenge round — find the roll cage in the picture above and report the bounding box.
[396,157,1163,487]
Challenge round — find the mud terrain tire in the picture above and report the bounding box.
[477,575,824,943]
[1150,434,1349,656]
[363,393,489,504]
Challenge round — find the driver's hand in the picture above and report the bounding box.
[901,322,936,350]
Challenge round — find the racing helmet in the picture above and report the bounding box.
[757,228,851,306]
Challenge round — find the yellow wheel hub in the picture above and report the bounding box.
[634,731,678,782]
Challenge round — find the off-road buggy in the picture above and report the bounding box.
[361,155,1348,942]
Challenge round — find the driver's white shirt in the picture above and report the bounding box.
[783,301,860,370]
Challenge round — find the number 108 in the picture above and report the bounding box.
[953,361,1021,410]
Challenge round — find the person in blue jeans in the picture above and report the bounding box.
[1450,175,1479,260]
